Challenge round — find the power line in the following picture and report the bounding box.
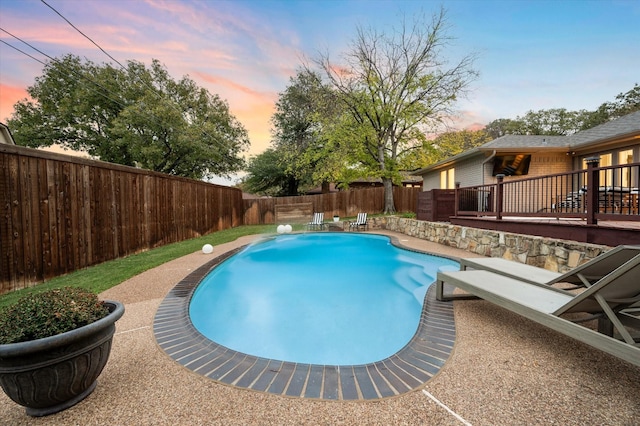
[0,27,129,111]
[0,27,213,168]
[38,0,242,161]
[2,2,247,176]
[39,2,202,118]
[0,39,47,66]
[40,0,127,71]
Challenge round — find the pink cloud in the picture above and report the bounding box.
[449,110,491,131]
[190,72,279,155]
[0,0,303,156]
[465,122,486,131]
[0,84,29,123]
[193,72,276,102]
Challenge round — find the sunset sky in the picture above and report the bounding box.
[1,0,639,165]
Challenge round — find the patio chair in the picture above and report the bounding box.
[435,254,640,367]
[306,212,325,230]
[457,245,640,288]
[552,189,585,212]
[349,212,368,231]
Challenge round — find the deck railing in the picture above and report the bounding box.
[455,159,640,223]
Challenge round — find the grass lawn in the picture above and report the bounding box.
[0,225,277,310]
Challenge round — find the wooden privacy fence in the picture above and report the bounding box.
[243,186,421,225]
[1,144,243,294]
[417,189,455,222]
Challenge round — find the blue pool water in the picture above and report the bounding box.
[189,233,458,365]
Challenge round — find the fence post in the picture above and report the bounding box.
[454,182,460,217]
[496,174,504,220]
[585,157,600,225]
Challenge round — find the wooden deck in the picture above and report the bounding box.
[450,216,640,246]
[448,162,640,247]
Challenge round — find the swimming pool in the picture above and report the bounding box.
[189,233,459,365]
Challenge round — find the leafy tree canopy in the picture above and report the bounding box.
[241,148,292,196]
[243,69,351,196]
[8,54,249,179]
[400,129,492,170]
[313,7,478,213]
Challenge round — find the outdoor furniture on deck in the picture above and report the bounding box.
[597,186,633,213]
[552,189,585,212]
[622,190,639,215]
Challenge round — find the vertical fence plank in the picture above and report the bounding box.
[37,158,52,281]
[0,153,13,293]
[11,155,24,290]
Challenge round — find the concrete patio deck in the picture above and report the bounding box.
[1,230,638,425]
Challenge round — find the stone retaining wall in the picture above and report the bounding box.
[370,217,609,273]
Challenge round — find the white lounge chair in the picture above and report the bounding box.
[436,254,640,367]
[349,212,368,231]
[458,245,640,288]
[306,212,325,230]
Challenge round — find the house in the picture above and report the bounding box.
[347,175,423,190]
[0,123,16,145]
[304,173,423,195]
[412,111,640,191]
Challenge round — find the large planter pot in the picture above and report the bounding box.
[0,300,125,417]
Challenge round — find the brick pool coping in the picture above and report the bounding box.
[153,236,457,401]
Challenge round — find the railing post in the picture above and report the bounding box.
[454,182,460,217]
[496,174,504,220]
[585,157,600,225]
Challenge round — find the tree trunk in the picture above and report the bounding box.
[285,176,299,196]
[382,177,396,214]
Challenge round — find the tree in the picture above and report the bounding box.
[400,129,491,169]
[611,83,640,117]
[314,8,477,213]
[246,69,349,196]
[242,148,292,196]
[486,109,582,137]
[484,118,523,139]
[8,55,249,179]
[269,70,328,194]
[578,83,640,129]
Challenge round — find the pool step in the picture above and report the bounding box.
[395,266,425,294]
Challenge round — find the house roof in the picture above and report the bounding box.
[480,135,567,150]
[566,110,640,147]
[412,111,640,175]
[0,123,16,145]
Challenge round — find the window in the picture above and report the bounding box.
[440,168,455,189]
[619,150,633,187]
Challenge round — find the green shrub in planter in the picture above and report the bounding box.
[0,287,123,416]
[0,287,110,344]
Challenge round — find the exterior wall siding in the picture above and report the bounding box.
[421,154,487,191]
[454,155,487,187]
